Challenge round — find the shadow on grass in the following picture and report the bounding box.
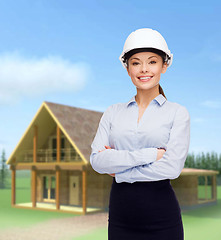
[182,199,221,219]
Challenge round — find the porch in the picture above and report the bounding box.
[15,202,102,214]
[10,167,89,214]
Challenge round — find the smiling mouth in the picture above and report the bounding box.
[138,76,153,81]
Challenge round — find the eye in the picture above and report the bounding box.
[149,60,157,64]
[132,62,139,66]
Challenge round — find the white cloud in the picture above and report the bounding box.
[0,53,91,104]
[201,100,221,109]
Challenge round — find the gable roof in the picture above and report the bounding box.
[7,101,103,165]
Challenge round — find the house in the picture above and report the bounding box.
[6,101,113,214]
[171,168,219,210]
[7,101,219,214]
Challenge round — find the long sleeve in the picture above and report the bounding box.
[115,105,190,183]
[90,105,158,174]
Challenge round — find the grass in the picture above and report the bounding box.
[182,186,221,240]
[73,228,108,240]
[182,201,221,240]
[0,189,79,230]
[0,175,79,230]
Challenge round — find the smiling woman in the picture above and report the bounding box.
[90,28,190,240]
[127,51,167,101]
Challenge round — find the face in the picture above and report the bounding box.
[127,51,167,91]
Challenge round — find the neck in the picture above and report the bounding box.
[135,85,160,108]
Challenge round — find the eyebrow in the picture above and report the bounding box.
[129,55,158,61]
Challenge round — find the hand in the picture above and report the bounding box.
[99,145,111,152]
[98,146,115,177]
[157,148,166,161]
[104,147,116,177]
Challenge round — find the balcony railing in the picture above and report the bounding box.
[18,148,82,163]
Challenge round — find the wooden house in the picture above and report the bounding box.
[171,168,219,210]
[7,101,219,214]
[6,101,113,214]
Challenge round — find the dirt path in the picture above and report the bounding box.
[0,212,108,240]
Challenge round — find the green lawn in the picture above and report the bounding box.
[0,175,79,230]
[0,189,79,229]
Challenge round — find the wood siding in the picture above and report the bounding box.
[87,166,112,209]
[35,168,112,210]
[171,176,198,206]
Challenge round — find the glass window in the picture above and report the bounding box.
[43,176,48,199]
[43,175,56,200]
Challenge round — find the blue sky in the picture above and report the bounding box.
[0,0,221,160]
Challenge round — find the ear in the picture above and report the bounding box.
[161,62,168,74]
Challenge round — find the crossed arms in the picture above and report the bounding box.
[90,105,190,183]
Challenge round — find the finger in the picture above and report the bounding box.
[158,147,166,151]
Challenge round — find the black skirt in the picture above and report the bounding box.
[108,178,183,240]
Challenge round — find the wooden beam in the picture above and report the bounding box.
[59,164,83,171]
[56,168,60,210]
[82,170,87,214]
[212,175,217,200]
[181,169,219,176]
[15,165,32,170]
[36,165,56,170]
[32,168,37,207]
[33,125,38,163]
[205,176,208,200]
[14,162,85,171]
[57,125,61,162]
[11,167,16,205]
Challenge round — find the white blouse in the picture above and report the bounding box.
[90,94,190,183]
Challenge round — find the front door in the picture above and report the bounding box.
[43,175,56,202]
[69,176,79,205]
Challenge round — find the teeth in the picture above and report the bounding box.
[139,77,151,80]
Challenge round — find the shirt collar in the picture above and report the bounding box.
[127,94,167,107]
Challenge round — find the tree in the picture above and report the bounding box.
[201,152,207,169]
[184,151,221,185]
[210,151,218,171]
[185,152,195,168]
[0,149,7,188]
[195,153,201,169]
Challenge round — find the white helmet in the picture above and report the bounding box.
[119,28,173,68]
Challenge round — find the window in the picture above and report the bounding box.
[43,175,56,202]
[51,137,65,161]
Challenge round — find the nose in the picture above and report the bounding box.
[140,63,149,73]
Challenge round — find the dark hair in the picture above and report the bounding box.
[122,47,167,65]
[123,48,167,99]
[159,84,167,99]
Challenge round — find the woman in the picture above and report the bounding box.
[90,28,190,240]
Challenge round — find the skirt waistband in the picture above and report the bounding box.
[113,177,170,187]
